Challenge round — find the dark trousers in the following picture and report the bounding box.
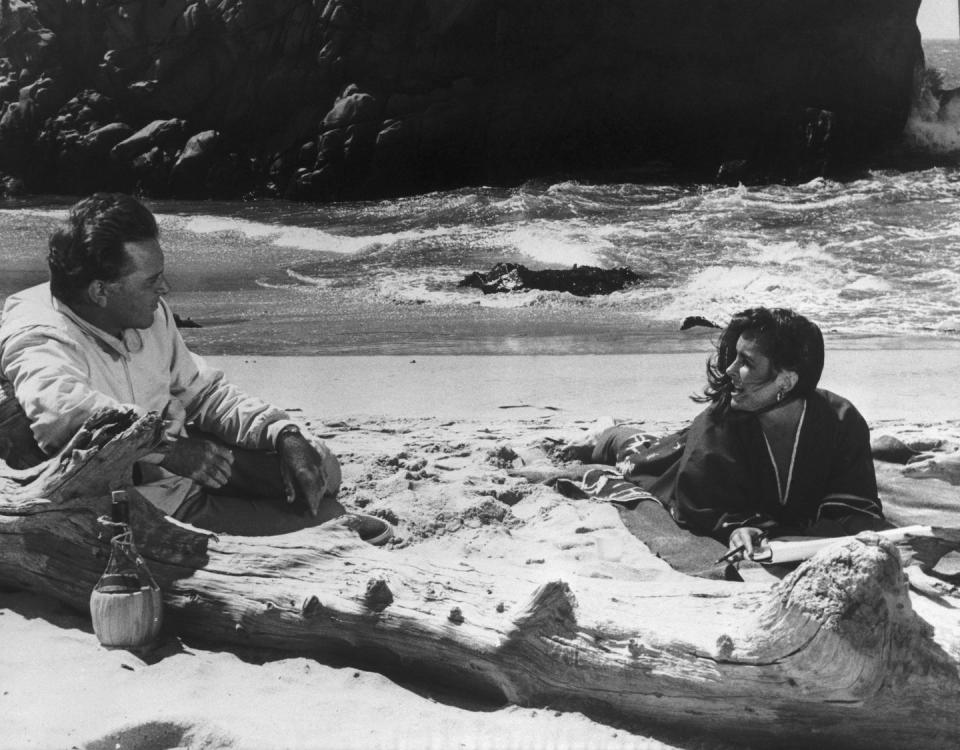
[171,441,344,536]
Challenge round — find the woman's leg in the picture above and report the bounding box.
[590,425,653,464]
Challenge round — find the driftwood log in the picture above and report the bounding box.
[3,411,960,749]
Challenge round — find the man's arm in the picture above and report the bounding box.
[164,314,291,451]
[1,328,131,453]
[162,311,340,504]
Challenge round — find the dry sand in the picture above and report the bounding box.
[3,350,960,750]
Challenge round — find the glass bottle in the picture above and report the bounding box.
[89,490,163,648]
[94,491,141,593]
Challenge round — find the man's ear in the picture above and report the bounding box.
[86,279,109,307]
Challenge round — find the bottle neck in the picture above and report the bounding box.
[110,490,130,540]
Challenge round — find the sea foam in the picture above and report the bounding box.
[499,221,610,267]
[172,214,450,255]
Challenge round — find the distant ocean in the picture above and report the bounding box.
[2,40,960,356]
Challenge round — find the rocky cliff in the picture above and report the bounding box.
[0,0,923,201]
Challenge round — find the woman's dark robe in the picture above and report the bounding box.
[558,389,887,577]
[644,388,885,543]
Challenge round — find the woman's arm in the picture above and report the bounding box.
[656,413,780,543]
[815,400,885,528]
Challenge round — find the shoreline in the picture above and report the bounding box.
[207,345,960,425]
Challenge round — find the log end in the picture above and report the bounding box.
[770,532,911,643]
[751,532,958,700]
[23,409,164,502]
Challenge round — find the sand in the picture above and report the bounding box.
[3,350,960,750]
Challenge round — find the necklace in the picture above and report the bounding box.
[761,400,807,505]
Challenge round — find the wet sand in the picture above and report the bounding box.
[208,343,960,424]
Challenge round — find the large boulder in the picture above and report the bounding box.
[0,0,925,200]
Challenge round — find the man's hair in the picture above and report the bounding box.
[48,193,158,303]
[697,307,825,415]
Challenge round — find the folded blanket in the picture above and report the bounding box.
[555,467,733,580]
[876,462,960,528]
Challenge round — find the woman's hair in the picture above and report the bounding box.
[48,193,158,304]
[696,307,825,413]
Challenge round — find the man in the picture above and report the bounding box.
[0,193,343,534]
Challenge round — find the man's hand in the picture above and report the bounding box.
[277,429,342,518]
[159,433,235,489]
[161,398,186,444]
[727,527,769,560]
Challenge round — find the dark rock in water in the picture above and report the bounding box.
[459,263,644,296]
[0,0,923,200]
[173,313,201,329]
[871,435,919,465]
[681,316,722,331]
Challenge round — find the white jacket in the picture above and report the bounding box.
[0,283,295,513]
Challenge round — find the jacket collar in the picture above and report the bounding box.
[52,294,144,358]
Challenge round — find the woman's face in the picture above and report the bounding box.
[724,334,791,411]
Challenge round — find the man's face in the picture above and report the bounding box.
[100,239,169,332]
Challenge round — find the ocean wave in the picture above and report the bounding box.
[650,264,837,320]
[284,271,339,288]
[837,276,893,300]
[168,213,453,255]
[904,67,960,156]
[498,221,613,267]
[744,240,837,266]
[692,181,853,211]
[905,118,960,155]
[0,207,67,221]
[5,161,960,349]
[253,278,306,290]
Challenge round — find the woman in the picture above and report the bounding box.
[574,307,887,559]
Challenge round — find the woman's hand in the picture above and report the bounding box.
[727,527,769,559]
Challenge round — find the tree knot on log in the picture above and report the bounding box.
[363,578,393,612]
[508,581,578,638]
[715,634,735,659]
